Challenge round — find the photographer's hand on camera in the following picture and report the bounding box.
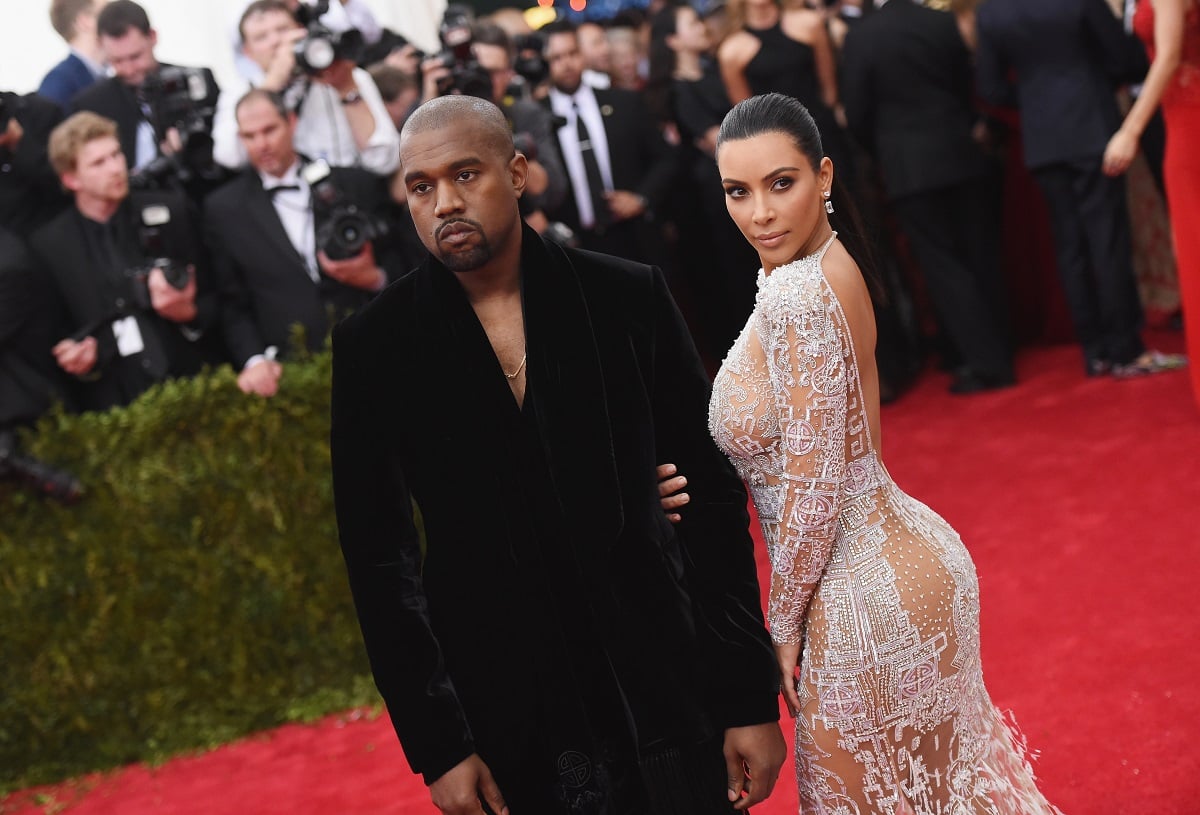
[317,243,386,291]
[420,56,453,104]
[238,356,283,397]
[52,336,98,377]
[260,27,306,93]
[0,117,23,152]
[148,265,198,322]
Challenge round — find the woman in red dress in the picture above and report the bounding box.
[1104,0,1200,405]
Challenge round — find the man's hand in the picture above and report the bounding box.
[420,56,452,103]
[605,190,646,222]
[656,462,689,523]
[722,722,787,811]
[159,127,184,157]
[318,244,386,291]
[0,116,24,151]
[428,754,509,815]
[238,358,283,397]
[52,336,98,376]
[262,27,306,92]
[148,266,198,323]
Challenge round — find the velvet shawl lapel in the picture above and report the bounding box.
[412,226,624,557]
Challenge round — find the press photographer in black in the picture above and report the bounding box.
[418,11,568,236]
[206,89,403,398]
[0,227,83,504]
[29,112,220,413]
[0,91,70,233]
[70,0,222,197]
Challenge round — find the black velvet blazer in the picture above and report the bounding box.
[330,226,778,784]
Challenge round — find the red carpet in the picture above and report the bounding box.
[4,338,1199,815]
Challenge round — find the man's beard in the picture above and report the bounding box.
[435,218,493,272]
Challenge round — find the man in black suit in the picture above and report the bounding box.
[976,0,1180,377]
[205,89,400,398]
[331,95,785,815]
[0,91,70,233]
[30,112,219,413]
[71,1,220,190]
[541,21,678,263]
[842,0,1013,394]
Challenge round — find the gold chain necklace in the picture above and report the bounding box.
[504,352,528,380]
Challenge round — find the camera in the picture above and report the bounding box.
[131,66,217,188]
[303,160,388,261]
[429,5,492,99]
[124,203,192,310]
[512,33,549,92]
[293,0,365,75]
[0,428,84,505]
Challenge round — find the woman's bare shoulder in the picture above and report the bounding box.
[782,8,825,42]
[718,30,760,65]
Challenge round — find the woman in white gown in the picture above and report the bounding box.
[708,93,1063,814]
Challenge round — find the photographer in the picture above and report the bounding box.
[71,1,221,194]
[29,112,220,413]
[212,0,400,177]
[0,91,70,233]
[206,90,402,398]
[0,228,83,504]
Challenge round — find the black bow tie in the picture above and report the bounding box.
[266,184,302,197]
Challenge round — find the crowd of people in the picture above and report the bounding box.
[2,0,1196,454]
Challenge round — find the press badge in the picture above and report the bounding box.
[112,316,145,357]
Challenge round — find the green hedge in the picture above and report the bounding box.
[0,351,381,793]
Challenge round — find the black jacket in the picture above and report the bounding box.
[29,190,219,412]
[975,0,1148,169]
[841,0,990,198]
[0,91,70,234]
[330,226,778,790]
[204,164,402,367]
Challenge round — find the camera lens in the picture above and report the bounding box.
[300,37,336,72]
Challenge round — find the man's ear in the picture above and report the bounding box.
[509,152,529,198]
[61,170,81,193]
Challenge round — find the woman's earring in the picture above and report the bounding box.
[823,190,835,215]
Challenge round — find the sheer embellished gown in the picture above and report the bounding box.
[709,235,1063,814]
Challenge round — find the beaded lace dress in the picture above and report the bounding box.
[709,234,1063,814]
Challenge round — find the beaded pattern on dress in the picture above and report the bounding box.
[708,235,1064,814]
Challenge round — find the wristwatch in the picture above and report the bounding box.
[340,90,363,106]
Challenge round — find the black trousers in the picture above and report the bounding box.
[1032,158,1145,365]
[890,177,1013,380]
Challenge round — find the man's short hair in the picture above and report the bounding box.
[49,0,96,42]
[401,96,515,162]
[368,64,418,104]
[234,88,290,123]
[238,0,293,43]
[97,0,151,39]
[472,21,513,56]
[48,112,119,176]
[540,20,579,39]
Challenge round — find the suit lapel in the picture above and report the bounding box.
[244,175,313,279]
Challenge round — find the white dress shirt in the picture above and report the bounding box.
[259,161,320,283]
[212,68,400,175]
[548,84,616,230]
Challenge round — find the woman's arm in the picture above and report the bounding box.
[792,9,840,110]
[1103,0,1186,176]
[719,32,757,105]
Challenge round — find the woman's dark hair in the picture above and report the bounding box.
[717,93,883,301]
[645,5,682,126]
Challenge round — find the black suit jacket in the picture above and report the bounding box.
[841,0,989,198]
[0,229,73,425]
[29,191,219,412]
[0,92,70,234]
[543,87,678,233]
[975,0,1148,169]
[204,165,400,367]
[70,64,220,172]
[330,226,778,785]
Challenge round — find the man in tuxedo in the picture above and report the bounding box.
[30,112,219,413]
[541,21,678,263]
[206,89,399,398]
[39,0,107,110]
[330,95,785,815]
[842,0,1014,394]
[976,0,1180,377]
[71,1,220,187]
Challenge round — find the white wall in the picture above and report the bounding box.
[2,0,447,95]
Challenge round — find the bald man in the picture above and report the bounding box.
[330,96,785,815]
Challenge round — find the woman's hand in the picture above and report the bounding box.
[775,641,803,718]
[1103,127,1139,177]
